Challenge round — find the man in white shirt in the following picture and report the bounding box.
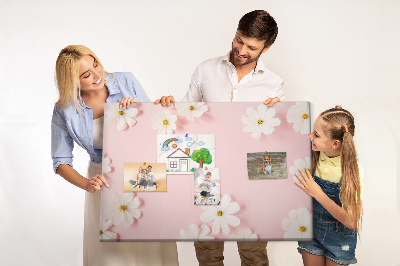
[157,10,283,107]
[156,10,282,266]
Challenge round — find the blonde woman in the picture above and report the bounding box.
[51,45,178,265]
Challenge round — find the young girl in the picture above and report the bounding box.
[295,105,363,266]
[51,45,178,265]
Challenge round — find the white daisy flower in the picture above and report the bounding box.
[287,102,310,134]
[176,102,208,121]
[242,104,281,139]
[102,155,112,175]
[200,194,240,235]
[282,207,312,239]
[151,110,177,134]
[289,157,311,183]
[105,102,138,131]
[180,224,214,240]
[230,229,258,241]
[99,215,117,241]
[103,192,141,227]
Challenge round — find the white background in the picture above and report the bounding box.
[1,0,399,265]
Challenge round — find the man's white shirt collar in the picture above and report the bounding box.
[221,51,266,74]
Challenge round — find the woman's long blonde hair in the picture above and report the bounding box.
[55,45,106,111]
[312,105,362,233]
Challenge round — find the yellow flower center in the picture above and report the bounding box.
[299,226,306,233]
[189,105,195,111]
[163,119,169,125]
[120,205,126,211]
[257,119,263,125]
[217,211,223,216]
[99,230,103,235]
[302,114,308,119]
[118,110,124,116]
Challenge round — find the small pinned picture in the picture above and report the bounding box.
[124,163,167,192]
[194,168,221,205]
[247,151,287,180]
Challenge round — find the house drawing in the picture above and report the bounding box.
[167,148,191,172]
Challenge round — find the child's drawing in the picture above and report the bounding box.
[157,134,215,174]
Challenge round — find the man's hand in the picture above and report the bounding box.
[264,97,281,107]
[154,96,175,107]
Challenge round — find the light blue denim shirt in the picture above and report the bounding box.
[51,72,150,174]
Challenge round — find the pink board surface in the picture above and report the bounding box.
[100,102,312,241]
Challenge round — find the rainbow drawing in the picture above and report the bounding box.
[162,138,180,148]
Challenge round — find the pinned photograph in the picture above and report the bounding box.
[124,163,167,192]
[194,168,221,205]
[247,151,287,180]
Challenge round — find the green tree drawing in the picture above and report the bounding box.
[191,148,212,168]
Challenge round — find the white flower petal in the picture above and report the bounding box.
[198,225,211,238]
[219,216,231,235]
[262,107,276,120]
[125,115,137,127]
[122,210,134,227]
[200,210,217,222]
[224,214,240,227]
[117,116,128,131]
[287,106,302,123]
[251,128,262,139]
[101,230,117,240]
[123,193,134,205]
[128,208,142,219]
[124,107,138,117]
[287,103,310,135]
[187,224,199,237]
[246,107,259,121]
[180,228,191,239]
[212,218,222,234]
[223,202,240,215]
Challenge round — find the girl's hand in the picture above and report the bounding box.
[154,96,175,107]
[294,168,324,198]
[86,174,109,193]
[119,97,137,109]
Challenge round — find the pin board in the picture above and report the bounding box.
[100,102,313,241]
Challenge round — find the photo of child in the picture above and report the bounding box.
[123,163,167,192]
[247,151,287,180]
[194,168,221,205]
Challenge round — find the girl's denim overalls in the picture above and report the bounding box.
[298,174,357,265]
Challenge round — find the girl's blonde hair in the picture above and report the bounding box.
[55,45,106,111]
[312,105,362,234]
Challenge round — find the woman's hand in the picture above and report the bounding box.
[154,96,175,107]
[86,174,109,193]
[119,97,137,109]
[295,168,324,198]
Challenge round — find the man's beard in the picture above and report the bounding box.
[230,46,263,66]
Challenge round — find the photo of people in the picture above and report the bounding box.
[124,163,167,192]
[247,151,287,180]
[194,168,221,205]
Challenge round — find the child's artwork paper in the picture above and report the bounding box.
[157,134,215,174]
[101,102,312,242]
